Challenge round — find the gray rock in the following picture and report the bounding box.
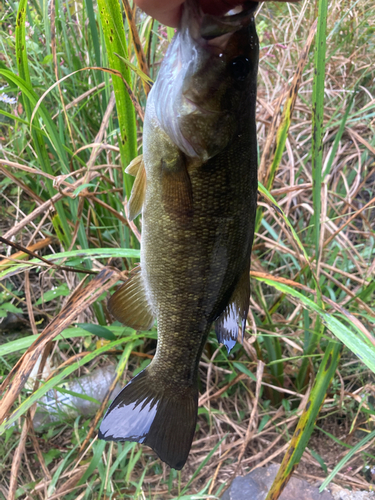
[331,488,374,500]
[221,464,333,500]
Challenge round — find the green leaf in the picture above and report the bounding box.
[0,326,155,358]
[76,323,116,341]
[0,328,92,357]
[35,284,70,305]
[258,183,310,264]
[0,247,141,281]
[41,54,53,65]
[114,52,153,87]
[309,448,328,473]
[55,386,100,405]
[232,361,257,381]
[0,71,69,171]
[72,183,97,196]
[0,302,23,314]
[97,0,137,186]
[311,0,328,258]
[77,440,107,487]
[320,429,375,492]
[14,0,71,247]
[42,448,61,467]
[47,446,78,496]
[166,26,175,43]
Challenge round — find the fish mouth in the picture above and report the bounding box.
[181,0,258,53]
[200,2,259,41]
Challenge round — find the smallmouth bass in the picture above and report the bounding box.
[99,0,259,470]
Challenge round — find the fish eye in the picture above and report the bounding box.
[229,56,251,81]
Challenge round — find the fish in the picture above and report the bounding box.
[98,0,259,470]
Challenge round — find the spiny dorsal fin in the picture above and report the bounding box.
[215,263,250,353]
[128,160,146,221]
[108,269,155,330]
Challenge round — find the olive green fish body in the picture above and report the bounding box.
[99,0,259,470]
[142,101,257,382]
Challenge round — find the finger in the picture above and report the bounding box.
[135,0,184,27]
[200,0,300,16]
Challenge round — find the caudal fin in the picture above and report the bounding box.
[98,369,198,470]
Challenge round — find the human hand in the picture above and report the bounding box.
[134,0,300,27]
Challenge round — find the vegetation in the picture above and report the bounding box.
[0,0,374,498]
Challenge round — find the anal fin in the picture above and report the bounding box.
[215,264,250,353]
[108,268,155,330]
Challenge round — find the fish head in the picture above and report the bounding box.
[150,1,259,161]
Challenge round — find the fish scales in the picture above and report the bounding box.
[99,0,259,470]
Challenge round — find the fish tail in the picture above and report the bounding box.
[98,368,198,470]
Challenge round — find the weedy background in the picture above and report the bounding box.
[0,0,374,498]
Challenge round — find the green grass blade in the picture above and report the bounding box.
[0,70,68,170]
[319,428,375,492]
[0,329,92,357]
[47,445,78,496]
[179,434,228,496]
[97,0,137,192]
[85,0,102,68]
[55,387,100,405]
[265,341,341,500]
[323,89,356,178]
[14,0,71,247]
[253,276,375,374]
[77,439,107,487]
[79,341,137,488]
[301,0,329,390]
[311,0,328,259]
[0,325,152,358]
[257,184,325,373]
[258,183,310,264]
[265,20,317,192]
[15,0,31,87]
[107,442,135,479]
[0,247,141,281]
[114,52,153,88]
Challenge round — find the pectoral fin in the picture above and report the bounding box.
[108,269,155,330]
[161,153,193,221]
[215,264,250,353]
[128,160,146,221]
[125,154,143,176]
